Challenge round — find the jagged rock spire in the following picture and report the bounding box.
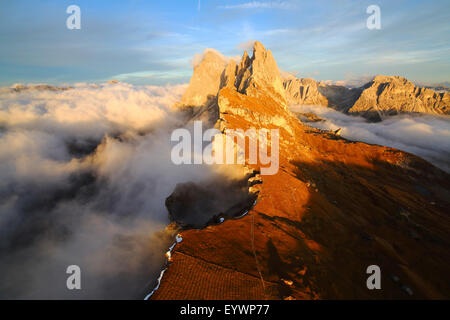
[178,50,227,108]
[177,41,287,112]
[236,41,287,106]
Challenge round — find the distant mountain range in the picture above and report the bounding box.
[284,75,450,122]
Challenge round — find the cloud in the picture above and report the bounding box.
[236,40,256,52]
[0,83,247,298]
[0,2,197,85]
[190,48,240,67]
[279,69,299,80]
[218,1,294,10]
[334,73,374,88]
[290,104,450,173]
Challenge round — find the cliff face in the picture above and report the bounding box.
[284,78,329,106]
[177,50,227,109]
[238,41,287,107]
[283,75,450,121]
[317,84,363,112]
[153,42,450,300]
[348,75,450,121]
[177,41,287,112]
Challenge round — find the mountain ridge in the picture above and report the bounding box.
[284,75,450,121]
[176,44,449,123]
[152,41,450,299]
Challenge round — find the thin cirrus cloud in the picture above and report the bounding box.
[0,0,449,85]
[218,1,294,9]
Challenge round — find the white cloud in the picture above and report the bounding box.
[0,83,187,138]
[0,83,247,298]
[190,48,240,67]
[290,104,450,173]
[218,1,294,10]
[334,73,374,88]
[236,39,256,52]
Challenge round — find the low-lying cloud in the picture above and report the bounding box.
[291,104,450,173]
[0,83,245,299]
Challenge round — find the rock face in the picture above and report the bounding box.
[176,41,287,113]
[177,50,227,110]
[348,75,450,121]
[153,42,450,300]
[284,75,450,121]
[165,178,257,229]
[237,41,287,106]
[317,84,363,112]
[283,78,363,112]
[284,78,328,106]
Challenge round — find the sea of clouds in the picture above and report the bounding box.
[291,104,450,173]
[3,83,449,299]
[0,82,245,299]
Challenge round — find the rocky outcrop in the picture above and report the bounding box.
[283,78,362,113]
[177,50,227,109]
[176,41,287,114]
[236,41,287,106]
[176,50,450,123]
[284,75,450,121]
[173,50,227,124]
[165,178,257,229]
[317,84,362,112]
[348,75,450,121]
[284,78,328,106]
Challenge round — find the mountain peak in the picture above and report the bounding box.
[349,74,449,120]
[177,49,227,110]
[252,40,266,58]
[199,49,226,66]
[245,41,286,105]
[177,41,287,113]
[372,75,411,85]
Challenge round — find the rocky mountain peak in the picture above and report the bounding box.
[242,41,287,105]
[349,74,450,120]
[284,78,329,106]
[373,75,407,83]
[176,41,287,115]
[177,42,449,124]
[240,50,251,68]
[283,73,449,121]
[177,49,227,109]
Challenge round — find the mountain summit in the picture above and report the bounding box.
[180,42,450,123]
[177,41,287,112]
[284,75,450,121]
[236,41,287,106]
[348,75,450,120]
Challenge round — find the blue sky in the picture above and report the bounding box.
[0,0,449,85]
